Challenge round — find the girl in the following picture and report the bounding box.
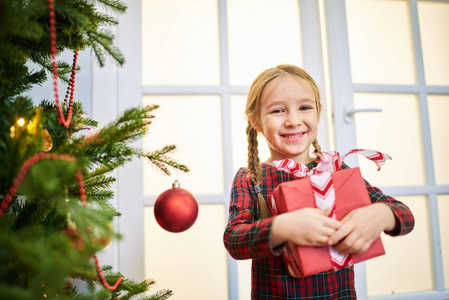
[223,64,414,299]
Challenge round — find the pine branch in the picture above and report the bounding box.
[94,0,127,13]
[84,29,125,67]
[60,106,158,169]
[83,174,116,192]
[85,11,119,27]
[85,190,114,202]
[0,223,93,298]
[87,105,155,146]
[58,281,82,298]
[29,55,77,84]
[86,163,123,177]
[66,204,118,246]
[0,62,47,99]
[145,289,174,300]
[0,0,128,102]
[81,267,171,300]
[142,145,190,176]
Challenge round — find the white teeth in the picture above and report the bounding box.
[283,133,303,138]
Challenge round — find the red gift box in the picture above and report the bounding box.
[270,167,385,278]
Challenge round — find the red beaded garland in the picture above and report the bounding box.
[0,153,85,217]
[46,0,122,288]
[47,0,78,128]
[94,254,123,290]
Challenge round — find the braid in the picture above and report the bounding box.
[312,138,323,164]
[246,123,262,186]
[246,123,271,218]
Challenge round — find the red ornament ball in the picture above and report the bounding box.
[154,181,198,233]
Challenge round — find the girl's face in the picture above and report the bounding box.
[254,74,319,164]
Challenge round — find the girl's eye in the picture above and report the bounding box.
[270,108,284,114]
[299,105,313,111]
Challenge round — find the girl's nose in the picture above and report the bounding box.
[285,112,302,127]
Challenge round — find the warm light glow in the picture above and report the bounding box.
[10,126,15,139]
[17,118,25,126]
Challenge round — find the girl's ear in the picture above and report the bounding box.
[249,118,262,132]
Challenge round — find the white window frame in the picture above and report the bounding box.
[325,0,449,299]
[94,0,334,297]
[133,1,329,298]
[92,0,449,299]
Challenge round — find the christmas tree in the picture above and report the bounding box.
[0,0,188,298]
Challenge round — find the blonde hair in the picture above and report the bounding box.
[245,64,323,218]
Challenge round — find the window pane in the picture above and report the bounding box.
[143,96,224,195]
[438,195,449,289]
[354,93,426,186]
[428,95,449,185]
[227,0,302,85]
[366,196,433,296]
[418,1,449,86]
[346,0,416,84]
[238,260,251,300]
[144,205,228,300]
[230,96,270,174]
[142,0,219,85]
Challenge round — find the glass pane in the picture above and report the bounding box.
[418,1,449,86]
[141,0,219,85]
[428,95,449,185]
[143,96,224,195]
[230,96,270,174]
[354,93,426,186]
[438,195,449,289]
[366,196,433,296]
[227,0,302,85]
[238,260,251,300]
[346,0,416,84]
[144,205,228,300]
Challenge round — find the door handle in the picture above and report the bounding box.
[344,106,382,123]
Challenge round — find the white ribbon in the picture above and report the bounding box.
[273,148,392,177]
[310,172,353,269]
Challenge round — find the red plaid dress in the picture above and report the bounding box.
[223,162,415,299]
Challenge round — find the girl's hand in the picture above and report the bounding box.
[271,207,341,248]
[328,203,396,255]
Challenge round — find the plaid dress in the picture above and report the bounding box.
[223,162,415,300]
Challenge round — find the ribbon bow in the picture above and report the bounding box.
[272,148,391,271]
[273,148,392,177]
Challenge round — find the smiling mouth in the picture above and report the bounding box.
[281,132,305,139]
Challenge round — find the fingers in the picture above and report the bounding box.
[320,206,333,217]
[333,235,371,255]
[311,234,334,247]
[284,208,341,247]
[328,209,379,255]
[317,208,340,230]
[307,209,341,246]
[328,219,352,247]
